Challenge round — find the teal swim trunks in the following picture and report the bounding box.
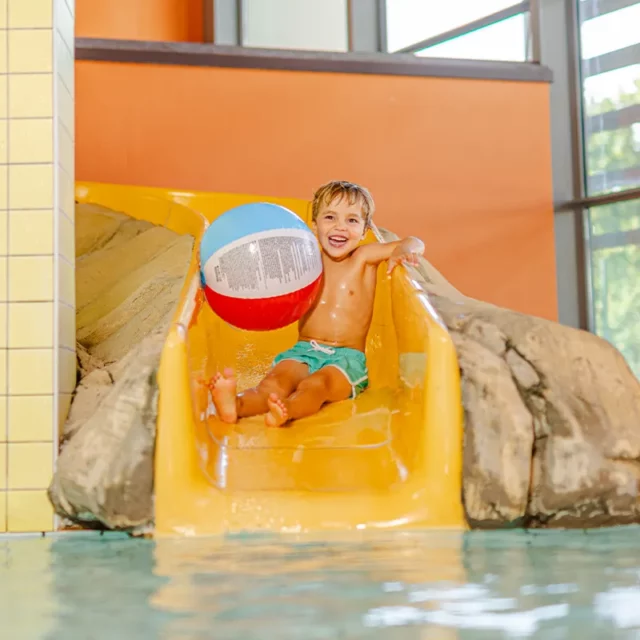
[273,340,369,398]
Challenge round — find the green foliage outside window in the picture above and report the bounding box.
[584,78,640,378]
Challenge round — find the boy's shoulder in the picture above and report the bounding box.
[350,244,374,265]
[351,241,388,262]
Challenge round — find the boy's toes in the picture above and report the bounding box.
[210,371,238,423]
[265,393,289,428]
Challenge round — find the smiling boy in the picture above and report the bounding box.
[209,180,424,427]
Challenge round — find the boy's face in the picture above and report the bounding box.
[314,195,367,260]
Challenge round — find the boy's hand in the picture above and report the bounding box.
[387,239,424,274]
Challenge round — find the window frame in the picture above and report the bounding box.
[554,0,640,338]
[208,0,543,61]
[387,1,533,57]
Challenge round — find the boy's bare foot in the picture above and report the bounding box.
[210,367,238,423]
[265,393,290,428]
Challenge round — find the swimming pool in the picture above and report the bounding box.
[1,526,639,638]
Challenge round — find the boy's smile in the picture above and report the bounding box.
[314,196,366,260]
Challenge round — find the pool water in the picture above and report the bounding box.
[2,526,640,638]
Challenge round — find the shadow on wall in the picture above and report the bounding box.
[76,0,204,42]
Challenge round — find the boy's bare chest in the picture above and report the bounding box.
[318,263,375,307]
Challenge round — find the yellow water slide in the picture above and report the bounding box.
[75,182,465,537]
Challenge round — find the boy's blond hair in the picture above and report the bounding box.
[311,180,375,228]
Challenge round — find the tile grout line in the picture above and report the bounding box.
[52,0,61,533]
[58,159,72,180]
[0,300,75,310]
[2,253,56,257]
[0,207,53,212]
[59,115,72,141]
[4,0,8,533]
[2,441,56,445]
[0,345,72,351]
[0,488,57,491]
[0,26,55,31]
[0,71,70,76]
[60,205,72,224]
[53,23,73,94]
[0,391,72,396]
[55,21,73,60]
[0,161,54,166]
[57,67,71,100]
[63,0,73,23]
[0,488,57,496]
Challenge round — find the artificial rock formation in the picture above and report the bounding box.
[48,211,640,531]
[47,204,192,530]
[379,228,640,529]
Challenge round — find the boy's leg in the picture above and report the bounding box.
[265,366,352,427]
[210,360,309,423]
[237,360,309,418]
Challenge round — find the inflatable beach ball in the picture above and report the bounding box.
[200,202,323,331]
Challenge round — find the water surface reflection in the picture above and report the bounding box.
[0,526,638,638]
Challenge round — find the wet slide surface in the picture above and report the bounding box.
[75,182,465,536]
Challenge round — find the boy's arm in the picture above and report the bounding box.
[357,236,425,273]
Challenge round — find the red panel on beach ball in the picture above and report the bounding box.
[204,277,323,331]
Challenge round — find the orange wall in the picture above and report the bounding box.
[76,0,203,42]
[75,61,557,320]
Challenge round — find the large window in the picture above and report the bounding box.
[214,0,536,60]
[588,201,640,377]
[242,0,349,52]
[580,0,640,194]
[415,14,528,62]
[579,0,640,377]
[385,0,530,61]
